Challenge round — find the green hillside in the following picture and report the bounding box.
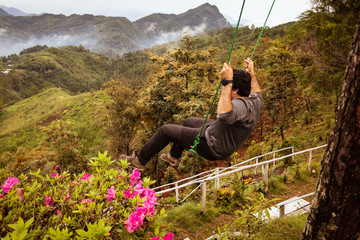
[0,45,110,105]
[0,88,109,157]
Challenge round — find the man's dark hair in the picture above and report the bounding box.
[233,69,251,97]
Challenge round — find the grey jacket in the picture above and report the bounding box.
[205,93,263,159]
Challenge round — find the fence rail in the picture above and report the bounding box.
[153,144,327,213]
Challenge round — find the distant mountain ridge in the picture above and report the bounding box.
[0,7,10,16]
[0,3,230,57]
[0,5,31,16]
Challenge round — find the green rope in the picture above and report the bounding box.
[187,0,246,157]
[188,0,276,157]
[250,0,276,60]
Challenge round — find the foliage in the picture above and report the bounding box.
[215,187,235,212]
[104,81,141,156]
[160,201,216,231]
[163,167,179,184]
[260,40,301,140]
[42,121,88,173]
[0,89,109,173]
[257,214,307,240]
[0,46,110,104]
[218,193,281,239]
[0,152,173,239]
[140,35,220,131]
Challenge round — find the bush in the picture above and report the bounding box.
[0,152,174,239]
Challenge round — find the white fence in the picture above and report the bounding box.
[153,144,327,213]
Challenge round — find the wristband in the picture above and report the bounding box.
[221,79,233,86]
[251,73,256,77]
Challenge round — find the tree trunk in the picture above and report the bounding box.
[302,19,360,239]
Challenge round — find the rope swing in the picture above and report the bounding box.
[188,0,276,157]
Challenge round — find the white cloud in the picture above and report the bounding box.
[154,22,207,45]
[0,28,7,36]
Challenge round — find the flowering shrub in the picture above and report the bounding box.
[0,151,173,239]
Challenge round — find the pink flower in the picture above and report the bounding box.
[130,169,141,186]
[163,232,174,240]
[52,165,59,178]
[126,209,145,233]
[57,210,61,215]
[65,195,70,200]
[81,199,92,206]
[106,186,116,202]
[44,195,52,206]
[16,188,24,200]
[124,189,132,198]
[72,181,78,185]
[0,194,4,198]
[150,237,160,240]
[124,177,159,234]
[133,181,145,196]
[2,177,20,193]
[82,173,90,182]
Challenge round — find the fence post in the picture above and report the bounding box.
[202,181,207,213]
[215,168,220,190]
[264,163,269,193]
[273,152,276,168]
[308,150,313,173]
[255,158,259,175]
[175,182,179,203]
[291,147,295,162]
[279,204,285,217]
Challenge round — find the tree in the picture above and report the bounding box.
[261,41,300,140]
[302,18,360,239]
[288,0,359,102]
[104,80,141,156]
[140,35,219,132]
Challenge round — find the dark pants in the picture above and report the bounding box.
[138,117,217,165]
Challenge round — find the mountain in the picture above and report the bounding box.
[0,5,30,16]
[0,7,10,16]
[0,45,111,105]
[135,3,231,43]
[0,3,230,57]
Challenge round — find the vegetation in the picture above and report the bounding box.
[0,0,358,238]
[0,152,172,239]
[0,46,110,105]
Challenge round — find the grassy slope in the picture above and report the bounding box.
[0,88,110,156]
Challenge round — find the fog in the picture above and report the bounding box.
[0,21,209,57]
[0,31,98,56]
[152,23,207,46]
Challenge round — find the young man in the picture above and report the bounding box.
[120,58,262,171]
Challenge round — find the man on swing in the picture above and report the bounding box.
[120,58,263,171]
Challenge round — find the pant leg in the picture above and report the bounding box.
[138,118,217,165]
[169,117,215,156]
[183,117,215,129]
[138,124,200,165]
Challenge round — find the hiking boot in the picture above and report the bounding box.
[119,153,146,172]
[160,153,180,167]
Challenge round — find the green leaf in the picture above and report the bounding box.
[24,217,34,229]
[155,226,160,236]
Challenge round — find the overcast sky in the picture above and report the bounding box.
[1,0,313,26]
